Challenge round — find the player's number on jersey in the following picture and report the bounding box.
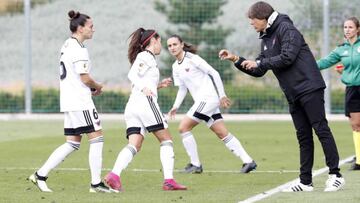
[60,61,67,80]
[93,109,98,119]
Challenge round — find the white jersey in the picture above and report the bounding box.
[59,37,95,112]
[125,51,168,135]
[128,51,160,100]
[172,52,226,108]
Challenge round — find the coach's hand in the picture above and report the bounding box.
[219,49,239,63]
[241,60,257,70]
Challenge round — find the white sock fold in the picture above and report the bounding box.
[222,133,253,163]
[160,140,174,180]
[37,141,79,177]
[181,131,201,167]
[89,136,104,185]
[112,144,137,176]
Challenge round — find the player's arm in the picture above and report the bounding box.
[317,48,341,70]
[80,74,103,96]
[168,85,187,119]
[128,57,154,96]
[72,48,103,95]
[195,57,227,99]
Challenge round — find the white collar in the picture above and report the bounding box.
[266,11,279,29]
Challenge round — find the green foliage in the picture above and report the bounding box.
[0,92,24,113]
[155,0,234,83]
[155,0,227,26]
[331,88,345,114]
[32,88,60,113]
[158,86,194,113]
[93,91,128,113]
[225,85,289,113]
[0,88,346,113]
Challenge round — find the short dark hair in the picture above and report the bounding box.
[247,1,274,20]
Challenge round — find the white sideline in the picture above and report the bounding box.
[238,155,354,203]
[0,113,347,121]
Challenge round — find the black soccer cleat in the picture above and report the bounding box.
[240,160,257,173]
[89,182,113,193]
[182,163,203,174]
[349,163,360,171]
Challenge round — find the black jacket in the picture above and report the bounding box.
[235,14,325,103]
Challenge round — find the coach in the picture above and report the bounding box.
[219,1,345,192]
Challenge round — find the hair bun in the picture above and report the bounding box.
[68,10,80,20]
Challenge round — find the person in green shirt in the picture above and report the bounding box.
[317,16,360,170]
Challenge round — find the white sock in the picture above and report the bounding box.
[111,144,137,176]
[37,141,79,177]
[222,133,253,163]
[181,131,201,167]
[160,140,174,180]
[89,136,104,185]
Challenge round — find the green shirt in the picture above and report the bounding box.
[317,37,360,86]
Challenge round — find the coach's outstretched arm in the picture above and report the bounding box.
[219,49,267,77]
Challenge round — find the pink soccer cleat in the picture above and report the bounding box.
[104,172,122,193]
[162,179,187,191]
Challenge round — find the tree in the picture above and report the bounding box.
[155,0,234,83]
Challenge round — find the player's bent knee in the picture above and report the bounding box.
[134,145,142,152]
[179,125,193,133]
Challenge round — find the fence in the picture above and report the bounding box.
[0,0,358,114]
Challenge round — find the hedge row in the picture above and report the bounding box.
[0,87,345,113]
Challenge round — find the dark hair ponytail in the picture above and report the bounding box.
[169,34,197,54]
[128,28,159,64]
[68,10,90,33]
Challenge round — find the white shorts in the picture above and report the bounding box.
[186,100,223,127]
[124,95,168,138]
[64,108,102,135]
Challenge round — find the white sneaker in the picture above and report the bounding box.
[28,172,53,192]
[324,174,345,192]
[282,181,314,192]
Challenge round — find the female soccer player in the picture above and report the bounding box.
[104,28,187,192]
[29,10,111,193]
[166,35,257,173]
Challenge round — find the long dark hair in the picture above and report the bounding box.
[68,10,90,33]
[128,28,160,65]
[345,17,360,37]
[169,34,197,54]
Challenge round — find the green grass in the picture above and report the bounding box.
[0,120,358,202]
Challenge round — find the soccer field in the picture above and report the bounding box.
[0,120,359,203]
